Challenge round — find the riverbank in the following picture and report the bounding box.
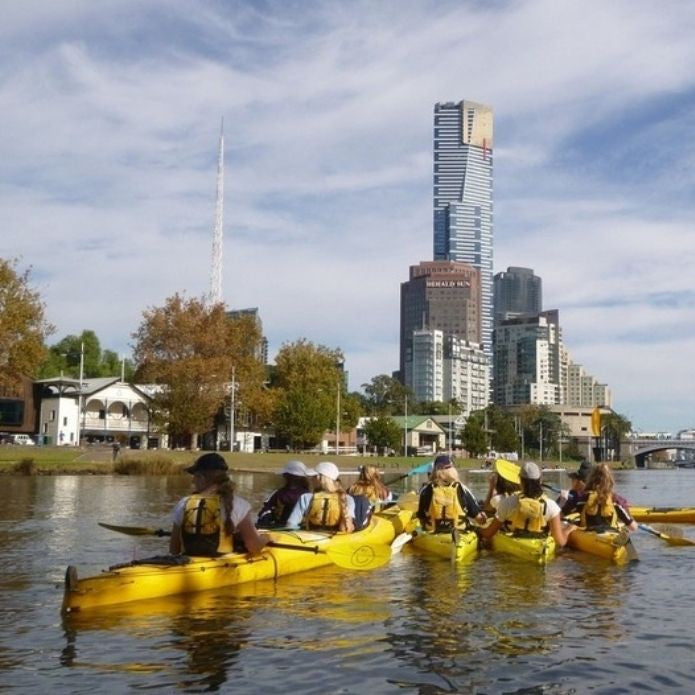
[0,445,588,475]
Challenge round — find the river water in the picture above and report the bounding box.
[1,469,694,693]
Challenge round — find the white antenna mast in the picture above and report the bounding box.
[209,118,224,305]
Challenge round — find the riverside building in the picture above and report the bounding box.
[493,310,565,406]
[493,266,542,324]
[406,329,489,415]
[433,100,494,359]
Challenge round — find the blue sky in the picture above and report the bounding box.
[2,0,695,433]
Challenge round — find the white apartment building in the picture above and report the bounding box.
[407,329,488,414]
[493,310,563,406]
[565,361,612,408]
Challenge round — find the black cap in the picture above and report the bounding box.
[433,454,453,471]
[568,460,593,481]
[185,453,228,474]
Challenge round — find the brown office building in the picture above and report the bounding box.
[399,260,481,380]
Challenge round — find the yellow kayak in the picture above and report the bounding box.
[567,527,636,565]
[62,505,412,613]
[411,528,479,563]
[630,506,695,524]
[490,531,556,565]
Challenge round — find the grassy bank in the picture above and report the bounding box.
[0,445,584,476]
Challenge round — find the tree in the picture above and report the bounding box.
[363,416,402,455]
[132,294,265,448]
[602,411,632,460]
[486,405,519,453]
[361,374,413,415]
[518,405,564,458]
[461,410,488,457]
[271,339,344,449]
[39,330,137,380]
[0,258,54,393]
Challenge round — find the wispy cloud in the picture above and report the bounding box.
[2,0,695,431]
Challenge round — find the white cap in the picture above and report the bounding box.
[281,460,316,477]
[315,461,340,481]
[521,461,541,480]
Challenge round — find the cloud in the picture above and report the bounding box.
[2,0,695,431]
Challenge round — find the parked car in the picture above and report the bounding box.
[10,434,35,446]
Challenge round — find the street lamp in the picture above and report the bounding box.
[335,361,344,456]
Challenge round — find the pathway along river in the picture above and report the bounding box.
[1,468,694,693]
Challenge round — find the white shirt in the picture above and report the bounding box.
[172,494,252,530]
[495,495,561,523]
[286,492,356,530]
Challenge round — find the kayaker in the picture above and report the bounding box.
[285,461,356,532]
[348,465,392,506]
[169,453,268,556]
[482,458,521,515]
[417,455,485,532]
[556,460,593,515]
[576,463,638,532]
[256,460,317,528]
[478,461,577,546]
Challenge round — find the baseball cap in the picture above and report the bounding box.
[185,452,228,474]
[281,460,316,477]
[433,454,453,471]
[494,458,521,484]
[315,461,340,481]
[520,461,541,480]
[568,460,593,481]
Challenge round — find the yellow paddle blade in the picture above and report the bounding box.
[654,524,695,546]
[99,522,171,537]
[324,543,392,571]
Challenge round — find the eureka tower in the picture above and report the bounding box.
[433,100,493,360]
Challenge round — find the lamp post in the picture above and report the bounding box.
[335,384,341,456]
[229,366,236,453]
[77,342,84,447]
[404,394,408,457]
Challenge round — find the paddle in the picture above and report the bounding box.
[384,460,433,485]
[638,523,695,547]
[98,522,391,570]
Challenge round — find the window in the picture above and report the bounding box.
[50,410,56,421]
[63,416,68,426]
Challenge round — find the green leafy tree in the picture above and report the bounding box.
[518,405,564,458]
[461,411,488,457]
[0,258,54,393]
[361,374,413,415]
[363,416,402,455]
[602,411,632,460]
[132,294,265,448]
[271,339,344,449]
[486,405,519,453]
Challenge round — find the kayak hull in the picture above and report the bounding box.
[62,507,412,612]
[490,532,556,565]
[411,528,478,563]
[567,527,635,565]
[630,506,695,524]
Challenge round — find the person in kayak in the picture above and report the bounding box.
[170,453,268,556]
[479,461,576,546]
[285,461,356,532]
[576,463,638,532]
[556,460,593,515]
[256,460,317,528]
[417,455,485,532]
[348,465,392,506]
[482,458,521,516]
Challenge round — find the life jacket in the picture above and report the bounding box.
[181,494,234,556]
[509,493,548,537]
[304,491,343,531]
[257,487,304,529]
[424,483,468,532]
[581,491,618,529]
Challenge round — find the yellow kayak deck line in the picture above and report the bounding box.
[567,527,635,565]
[411,528,479,564]
[630,506,695,524]
[62,504,413,613]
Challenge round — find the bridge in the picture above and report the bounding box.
[625,439,695,468]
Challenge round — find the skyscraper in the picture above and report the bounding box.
[493,266,542,324]
[400,260,481,380]
[433,100,494,358]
